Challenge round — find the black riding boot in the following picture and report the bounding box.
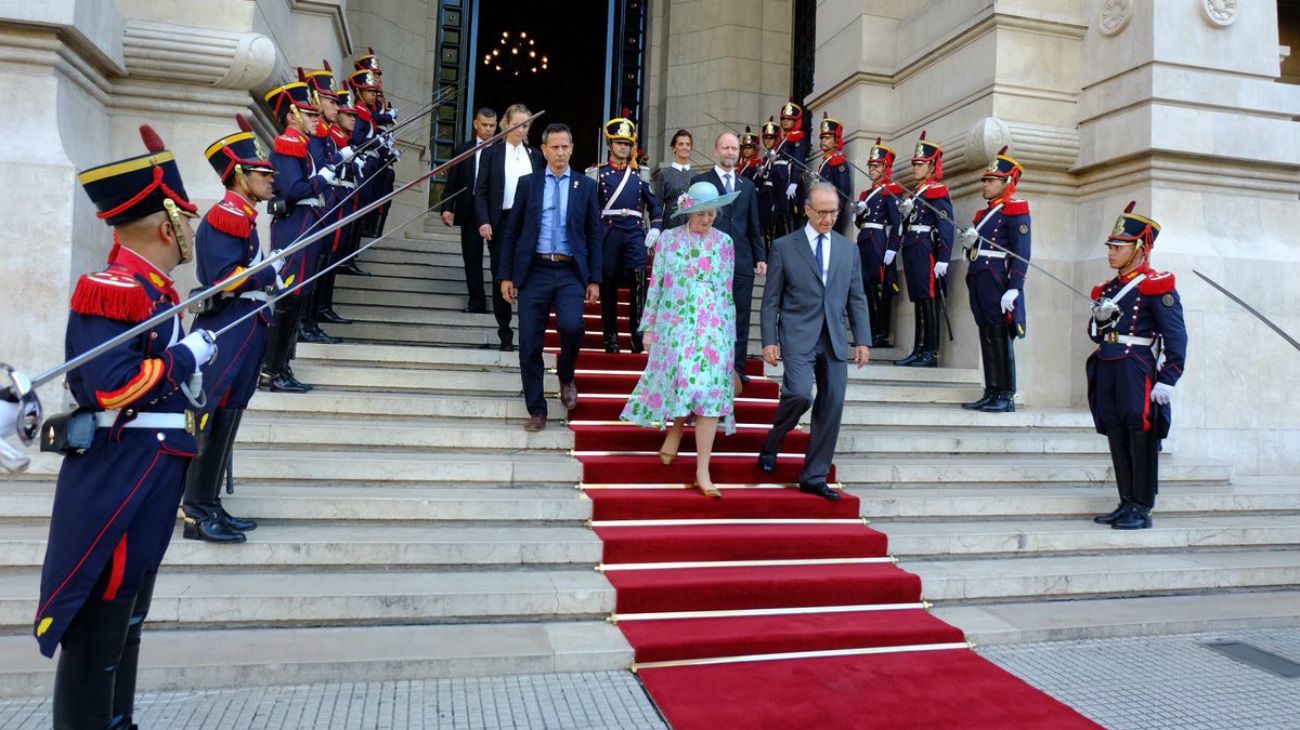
[869,285,893,348]
[627,269,646,354]
[181,408,247,543]
[315,266,353,324]
[109,571,157,730]
[895,302,926,366]
[53,585,136,730]
[1095,430,1135,524]
[963,327,996,410]
[980,328,1016,412]
[907,299,940,367]
[260,301,311,393]
[1114,428,1157,529]
[600,281,621,353]
[212,408,256,531]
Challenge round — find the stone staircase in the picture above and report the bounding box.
[0,221,1295,697]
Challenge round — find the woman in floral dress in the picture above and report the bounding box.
[621,182,740,498]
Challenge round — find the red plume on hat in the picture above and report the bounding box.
[236,114,253,133]
[297,67,308,82]
[1124,200,1137,213]
[323,59,332,72]
[140,124,165,154]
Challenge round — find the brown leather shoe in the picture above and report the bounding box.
[560,381,579,410]
[525,414,547,432]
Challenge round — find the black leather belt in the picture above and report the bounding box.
[534,253,574,263]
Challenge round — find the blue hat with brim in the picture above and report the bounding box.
[673,181,740,219]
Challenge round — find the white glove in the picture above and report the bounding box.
[934,261,948,278]
[337,146,355,163]
[883,250,896,266]
[1091,298,1120,324]
[644,228,661,251]
[268,251,286,274]
[388,106,399,123]
[897,198,914,218]
[1000,289,1019,313]
[785,183,797,200]
[383,133,395,148]
[317,166,337,185]
[0,399,17,440]
[1151,382,1175,405]
[275,274,287,291]
[177,329,218,366]
[355,158,367,175]
[853,200,867,213]
[957,226,978,249]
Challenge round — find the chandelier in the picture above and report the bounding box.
[484,30,549,76]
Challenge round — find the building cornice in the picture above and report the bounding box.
[287,0,352,56]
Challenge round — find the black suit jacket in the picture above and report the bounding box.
[440,137,490,225]
[473,141,545,232]
[692,169,765,275]
[498,168,602,289]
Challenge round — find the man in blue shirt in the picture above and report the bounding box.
[498,123,602,432]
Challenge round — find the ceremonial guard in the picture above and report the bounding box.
[772,101,809,228]
[1088,202,1187,530]
[317,87,368,303]
[37,126,218,729]
[260,80,334,393]
[958,147,1031,412]
[815,113,853,234]
[895,131,953,367]
[302,61,358,331]
[754,117,784,245]
[180,115,282,544]
[346,66,392,273]
[737,126,762,182]
[293,67,345,345]
[852,137,904,348]
[592,114,663,353]
[353,48,397,238]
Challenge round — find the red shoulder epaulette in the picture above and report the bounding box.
[1001,198,1030,216]
[884,183,905,196]
[1091,282,1107,300]
[857,190,868,201]
[828,153,847,166]
[206,202,253,238]
[273,132,308,158]
[70,268,154,323]
[354,105,374,124]
[1139,270,1176,295]
[922,183,949,199]
[786,130,806,142]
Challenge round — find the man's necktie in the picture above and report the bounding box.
[815,234,825,283]
[550,176,562,244]
[724,173,733,195]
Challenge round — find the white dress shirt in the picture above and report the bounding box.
[713,165,737,194]
[501,141,531,210]
[803,223,830,284]
[672,162,691,172]
[473,136,488,177]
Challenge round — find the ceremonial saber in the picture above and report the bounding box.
[9,109,545,395]
[1193,270,1300,352]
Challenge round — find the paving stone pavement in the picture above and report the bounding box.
[4,629,1300,729]
[982,628,1300,730]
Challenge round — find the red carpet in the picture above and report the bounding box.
[557,292,1100,729]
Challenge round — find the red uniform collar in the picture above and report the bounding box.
[222,190,259,222]
[1118,263,1152,282]
[111,246,178,302]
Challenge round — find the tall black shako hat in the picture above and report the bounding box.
[78,125,198,227]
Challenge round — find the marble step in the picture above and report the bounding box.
[334,304,504,328]
[838,405,1095,429]
[337,273,476,296]
[225,449,582,485]
[0,568,615,629]
[835,427,1113,455]
[248,389,564,423]
[849,480,1300,519]
[0,524,602,569]
[0,484,591,522]
[0,621,630,698]
[883,515,1300,558]
[296,342,536,372]
[289,363,544,398]
[833,455,1231,486]
[320,320,503,347]
[363,248,479,270]
[943,591,1300,646]
[335,287,470,311]
[910,550,1300,603]
[234,415,573,452]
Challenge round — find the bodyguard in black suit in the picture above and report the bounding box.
[474,104,544,350]
[440,107,497,313]
[498,123,602,432]
[692,132,766,380]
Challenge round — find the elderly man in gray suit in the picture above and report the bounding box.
[758,183,872,500]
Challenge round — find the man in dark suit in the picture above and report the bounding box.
[692,132,766,382]
[498,123,602,432]
[474,103,544,350]
[441,107,498,313]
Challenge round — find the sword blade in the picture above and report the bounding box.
[1194,270,1300,352]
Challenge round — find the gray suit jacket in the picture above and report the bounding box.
[760,228,871,359]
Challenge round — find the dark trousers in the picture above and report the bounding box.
[762,325,847,487]
[487,227,513,343]
[461,221,487,309]
[516,260,585,416]
[733,274,755,373]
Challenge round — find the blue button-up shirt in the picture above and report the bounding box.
[537,167,572,256]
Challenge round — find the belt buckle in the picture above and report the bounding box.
[967,246,979,263]
[185,410,196,435]
[1104,331,1119,344]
